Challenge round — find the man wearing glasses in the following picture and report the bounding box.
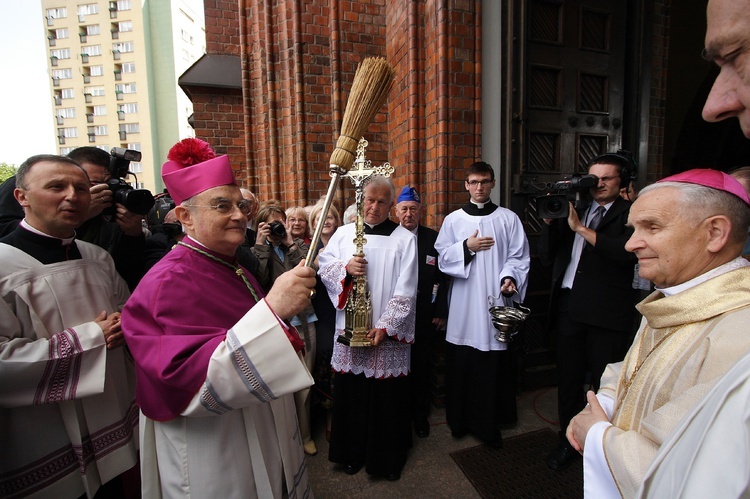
[435,161,530,449]
[540,152,638,471]
[122,138,317,498]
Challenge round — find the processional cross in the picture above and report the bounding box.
[337,138,394,347]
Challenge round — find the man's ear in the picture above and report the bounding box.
[705,215,732,253]
[14,188,29,209]
[174,205,193,231]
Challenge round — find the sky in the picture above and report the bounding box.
[0,0,57,166]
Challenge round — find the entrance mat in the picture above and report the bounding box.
[450,428,583,498]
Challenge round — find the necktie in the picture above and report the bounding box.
[588,205,605,230]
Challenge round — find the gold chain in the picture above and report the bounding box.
[617,326,681,406]
[177,241,261,303]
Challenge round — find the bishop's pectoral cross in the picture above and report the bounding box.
[338,138,394,347]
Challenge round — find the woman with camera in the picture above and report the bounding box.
[251,203,319,456]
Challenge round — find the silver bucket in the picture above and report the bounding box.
[488,294,530,343]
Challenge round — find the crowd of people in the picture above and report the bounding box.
[5,0,750,496]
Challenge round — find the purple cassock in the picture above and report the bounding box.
[122,236,282,421]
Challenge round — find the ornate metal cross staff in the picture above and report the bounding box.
[337,138,394,347]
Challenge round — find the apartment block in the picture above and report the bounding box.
[42,0,205,193]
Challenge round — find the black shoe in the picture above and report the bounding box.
[386,472,401,481]
[343,461,364,475]
[414,418,430,438]
[451,428,469,438]
[546,444,578,471]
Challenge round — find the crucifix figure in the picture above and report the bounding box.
[337,138,394,347]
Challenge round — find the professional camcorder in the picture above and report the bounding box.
[106,147,155,216]
[535,174,598,219]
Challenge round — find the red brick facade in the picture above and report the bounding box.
[191,0,486,229]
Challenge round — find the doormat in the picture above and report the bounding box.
[450,428,583,498]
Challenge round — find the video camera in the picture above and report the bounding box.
[535,174,598,219]
[105,147,155,216]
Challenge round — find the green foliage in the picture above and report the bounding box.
[0,163,16,183]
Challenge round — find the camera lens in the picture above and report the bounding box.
[269,221,286,237]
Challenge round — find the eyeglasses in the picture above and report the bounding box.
[187,200,252,215]
[598,175,621,183]
[466,179,493,187]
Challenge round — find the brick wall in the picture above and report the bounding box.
[190,0,484,231]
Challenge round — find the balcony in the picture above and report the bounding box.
[78,14,85,23]
[50,56,58,67]
[56,115,64,125]
[79,33,87,43]
[111,29,119,40]
[58,135,66,145]
[54,95,62,106]
[48,36,56,47]
[117,109,125,121]
[84,93,93,103]
[86,113,94,123]
[116,91,123,101]
[112,50,121,60]
[52,77,60,87]
[119,130,127,141]
[81,53,89,64]
[114,70,122,81]
[46,16,54,26]
[88,132,96,143]
[83,74,91,84]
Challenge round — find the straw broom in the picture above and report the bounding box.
[306,57,396,268]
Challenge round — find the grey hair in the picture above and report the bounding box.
[640,181,750,244]
[365,175,396,202]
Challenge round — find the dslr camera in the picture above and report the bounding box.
[268,220,287,238]
[535,174,598,219]
[106,147,155,216]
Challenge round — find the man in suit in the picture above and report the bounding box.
[540,151,638,471]
[395,186,448,438]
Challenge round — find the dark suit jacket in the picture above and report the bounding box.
[415,225,449,333]
[539,196,637,333]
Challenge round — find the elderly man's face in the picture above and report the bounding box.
[15,161,91,238]
[396,200,421,231]
[180,185,247,257]
[625,187,716,288]
[364,183,393,225]
[703,0,750,137]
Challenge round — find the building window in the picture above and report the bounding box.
[60,88,75,99]
[55,28,69,39]
[47,7,68,19]
[117,0,131,11]
[89,65,104,76]
[118,21,133,32]
[97,145,110,152]
[120,123,140,133]
[112,41,134,53]
[85,85,106,97]
[60,147,73,155]
[50,48,71,59]
[59,127,78,138]
[89,125,108,136]
[78,4,99,16]
[93,105,107,116]
[57,107,76,118]
[119,103,138,114]
[121,62,136,73]
[129,162,142,173]
[86,24,101,36]
[82,45,102,56]
[127,142,141,151]
[52,69,72,79]
[115,83,137,94]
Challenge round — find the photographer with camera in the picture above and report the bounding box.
[539,151,639,472]
[251,203,318,455]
